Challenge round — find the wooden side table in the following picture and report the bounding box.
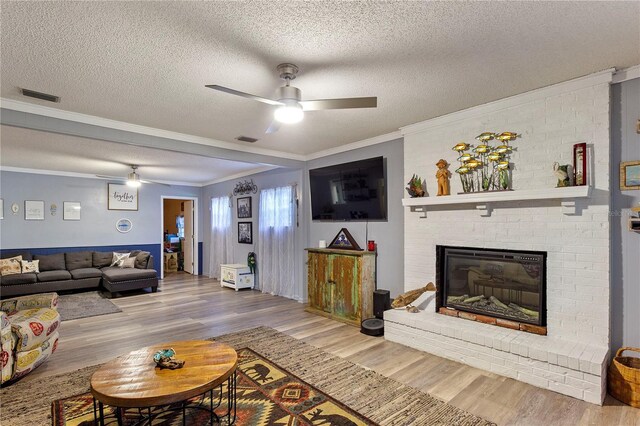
[90,340,237,425]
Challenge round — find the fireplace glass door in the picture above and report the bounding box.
[437,246,546,326]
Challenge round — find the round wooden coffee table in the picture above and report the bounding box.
[90,340,237,425]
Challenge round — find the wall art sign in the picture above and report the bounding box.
[25,200,45,220]
[116,218,133,233]
[108,184,138,210]
[237,197,252,218]
[238,222,253,244]
[63,201,81,220]
[620,161,640,191]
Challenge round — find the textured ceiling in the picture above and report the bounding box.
[1,1,639,157]
[0,125,267,186]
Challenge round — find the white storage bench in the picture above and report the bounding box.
[220,264,254,291]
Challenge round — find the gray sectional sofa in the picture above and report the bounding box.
[0,250,158,298]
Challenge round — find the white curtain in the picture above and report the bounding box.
[208,196,233,280]
[257,185,298,299]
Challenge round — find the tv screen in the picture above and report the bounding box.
[309,157,387,221]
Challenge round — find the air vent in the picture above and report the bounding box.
[20,88,60,103]
[235,136,258,143]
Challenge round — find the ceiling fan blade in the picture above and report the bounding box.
[205,85,284,106]
[300,97,377,111]
[265,120,281,134]
[141,179,171,187]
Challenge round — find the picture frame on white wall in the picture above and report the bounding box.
[63,201,81,220]
[108,184,138,210]
[25,200,45,220]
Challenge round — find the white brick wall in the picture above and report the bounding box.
[391,71,613,404]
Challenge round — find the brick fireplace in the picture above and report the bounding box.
[436,245,547,335]
[386,70,613,404]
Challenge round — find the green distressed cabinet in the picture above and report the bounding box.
[306,248,376,326]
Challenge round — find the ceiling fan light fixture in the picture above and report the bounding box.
[127,171,141,187]
[274,102,304,124]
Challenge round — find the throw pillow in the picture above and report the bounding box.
[0,256,23,276]
[111,252,130,267]
[20,260,40,273]
[120,257,136,269]
[134,251,151,269]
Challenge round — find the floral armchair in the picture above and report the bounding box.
[1,292,60,384]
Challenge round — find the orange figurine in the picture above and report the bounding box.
[435,159,451,196]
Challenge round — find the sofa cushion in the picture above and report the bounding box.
[93,252,113,268]
[69,268,103,280]
[1,252,32,261]
[65,251,93,271]
[101,267,157,282]
[36,270,72,282]
[9,307,60,352]
[0,273,37,285]
[34,254,65,272]
[134,251,151,269]
[0,256,22,277]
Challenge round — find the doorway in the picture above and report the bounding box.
[161,196,198,279]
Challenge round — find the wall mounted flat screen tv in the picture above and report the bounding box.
[309,156,387,221]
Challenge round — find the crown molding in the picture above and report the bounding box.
[305,131,403,161]
[200,165,279,186]
[0,166,204,187]
[400,69,615,136]
[0,98,306,162]
[612,64,640,84]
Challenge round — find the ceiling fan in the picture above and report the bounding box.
[206,63,377,134]
[96,165,170,187]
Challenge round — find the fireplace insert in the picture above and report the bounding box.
[436,246,546,326]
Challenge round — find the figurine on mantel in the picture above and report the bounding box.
[553,162,571,187]
[435,159,451,196]
[406,174,426,197]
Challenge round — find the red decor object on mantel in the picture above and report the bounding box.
[573,142,587,186]
[367,240,376,251]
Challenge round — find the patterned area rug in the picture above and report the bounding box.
[52,348,375,425]
[57,292,122,321]
[0,326,494,426]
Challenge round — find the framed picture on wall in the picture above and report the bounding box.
[63,201,81,220]
[238,222,253,244]
[620,161,640,190]
[25,200,45,220]
[108,184,138,210]
[237,197,252,218]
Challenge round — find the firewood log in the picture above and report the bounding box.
[391,283,434,308]
[509,303,539,319]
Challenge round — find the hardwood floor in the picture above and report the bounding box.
[20,273,640,425]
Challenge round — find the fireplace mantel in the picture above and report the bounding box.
[402,186,591,217]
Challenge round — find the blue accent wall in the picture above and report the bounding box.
[1,244,161,277]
